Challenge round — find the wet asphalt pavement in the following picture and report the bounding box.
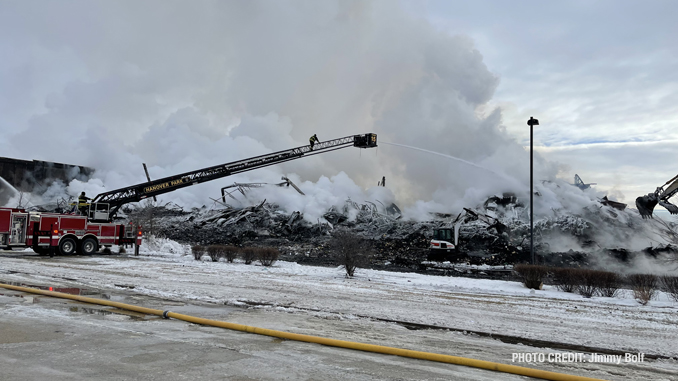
[2,250,676,381]
[0,281,532,381]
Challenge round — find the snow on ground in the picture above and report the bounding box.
[2,237,678,364]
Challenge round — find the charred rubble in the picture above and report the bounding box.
[125,191,678,274]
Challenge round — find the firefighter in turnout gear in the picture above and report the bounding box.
[78,191,91,216]
[309,134,319,150]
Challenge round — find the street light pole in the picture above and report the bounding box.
[527,116,539,265]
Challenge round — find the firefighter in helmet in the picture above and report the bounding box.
[309,134,319,150]
[78,191,91,216]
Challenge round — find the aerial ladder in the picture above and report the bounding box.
[90,133,378,221]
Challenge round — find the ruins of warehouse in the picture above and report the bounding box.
[0,156,93,205]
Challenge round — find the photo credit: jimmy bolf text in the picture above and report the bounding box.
[512,352,645,364]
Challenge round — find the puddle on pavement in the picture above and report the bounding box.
[0,282,111,300]
[2,282,112,299]
[1,281,238,322]
[68,306,153,321]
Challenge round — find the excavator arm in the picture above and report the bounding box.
[636,174,678,218]
[91,133,377,221]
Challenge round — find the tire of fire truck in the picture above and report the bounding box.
[80,237,98,256]
[58,237,77,255]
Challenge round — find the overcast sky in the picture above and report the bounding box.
[0,0,676,213]
[423,0,678,203]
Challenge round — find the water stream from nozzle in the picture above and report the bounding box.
[0,176,19,194]
[380,141,525,190]
[0,176,20,206]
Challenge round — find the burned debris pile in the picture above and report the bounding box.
[147,199,439,270]
[138,196,515,270]
[129,187,678,274]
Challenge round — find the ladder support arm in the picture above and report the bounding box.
[92,133,377,220]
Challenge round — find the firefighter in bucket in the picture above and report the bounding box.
[78,191,91,216]
[309,134,319,150]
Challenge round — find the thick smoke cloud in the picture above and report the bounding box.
[0,0,556,219]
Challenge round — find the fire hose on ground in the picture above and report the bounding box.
[0,283,607,381]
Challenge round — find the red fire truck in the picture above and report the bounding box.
[0,207,141,256]
[0,133,377,256]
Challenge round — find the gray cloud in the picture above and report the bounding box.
[0,0,557,214]
[427,0,678,204]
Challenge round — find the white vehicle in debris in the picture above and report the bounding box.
[427,206,508,262]
[428,227,458,261]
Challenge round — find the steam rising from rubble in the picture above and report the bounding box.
[227,172,397,223]
[4,1,675,268]
[0,1,549,215]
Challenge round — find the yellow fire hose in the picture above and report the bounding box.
[0,283,607,381]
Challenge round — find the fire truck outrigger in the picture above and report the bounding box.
[0,133,378,256]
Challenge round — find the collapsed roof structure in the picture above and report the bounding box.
[573,174,596,190]
[219,176,305,204]
[570,174,627,211]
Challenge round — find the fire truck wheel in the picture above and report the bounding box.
[59,237,77,255]
[80,237,98,255]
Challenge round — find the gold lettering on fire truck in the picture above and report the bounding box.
[143,178,187,193]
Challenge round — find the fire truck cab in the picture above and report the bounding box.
[0,207,141,256]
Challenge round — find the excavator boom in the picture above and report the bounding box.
[636,174,678,218]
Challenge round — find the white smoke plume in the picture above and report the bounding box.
[0,1,573,220]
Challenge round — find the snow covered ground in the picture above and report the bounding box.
[1,237,678,380]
